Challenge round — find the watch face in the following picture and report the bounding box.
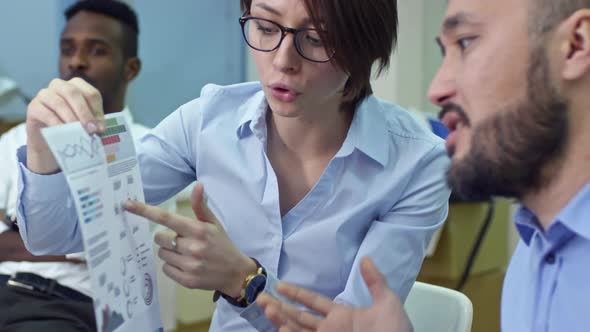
[245,274,267,304]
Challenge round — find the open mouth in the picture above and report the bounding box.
[268,83,301,103]
[439,105,470,156]
[439,104,470,131]
[273,87,290,93]
[445,114,467,132]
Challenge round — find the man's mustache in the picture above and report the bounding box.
[438,103,471,127]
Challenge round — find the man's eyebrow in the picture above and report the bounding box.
[441,12,481,36]
[85,38,111,47]
[60,37,111,47]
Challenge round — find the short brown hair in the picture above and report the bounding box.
[530,0,590,35]
[240,0,398,111]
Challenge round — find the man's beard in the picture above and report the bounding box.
[446,45,569,201]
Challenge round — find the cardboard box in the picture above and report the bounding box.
[420,199,512,279]
[417,199,512,332]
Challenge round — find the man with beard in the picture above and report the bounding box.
[254,0,590,331]
[0,1,143,330]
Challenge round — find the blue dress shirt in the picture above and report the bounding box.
[502,182,590,332]
[16,82,450,331]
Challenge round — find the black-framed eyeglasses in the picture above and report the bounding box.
[239,15,335,63]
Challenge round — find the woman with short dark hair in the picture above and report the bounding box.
[19,0,450,331]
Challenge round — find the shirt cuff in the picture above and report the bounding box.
[236,269,301,331]
[17,145,68,203]
[16,145,69,243]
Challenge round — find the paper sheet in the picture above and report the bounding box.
[42,114,163,332]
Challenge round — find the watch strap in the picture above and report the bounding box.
[213,257,266,307]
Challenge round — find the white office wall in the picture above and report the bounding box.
[373,0,425,106]
[373,0,446,112]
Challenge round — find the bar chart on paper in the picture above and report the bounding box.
[78,187,104,224]
[101,118,135,164]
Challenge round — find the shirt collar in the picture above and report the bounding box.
[236,93,389,167]
[341,96,389,167]
[515,181,590,245]
[555,181,590,241]
[514,206,539,246]
[235,90,267,140]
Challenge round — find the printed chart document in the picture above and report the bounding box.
[42,114,162,332]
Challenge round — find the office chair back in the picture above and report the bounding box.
[405,281,473,332]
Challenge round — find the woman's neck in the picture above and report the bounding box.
[266,104,354,160]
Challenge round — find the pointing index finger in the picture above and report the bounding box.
[123,200,196,236]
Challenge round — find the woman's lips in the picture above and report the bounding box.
[268,84,301,103]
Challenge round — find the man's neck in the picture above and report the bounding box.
[104,90,126,114]
[104,103,125,114]
[522,137,590,229]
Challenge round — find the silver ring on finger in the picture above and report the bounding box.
[171,234,180,252]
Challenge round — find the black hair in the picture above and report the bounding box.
[65,0,139,58]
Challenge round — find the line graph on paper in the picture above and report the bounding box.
[55,134,105,173]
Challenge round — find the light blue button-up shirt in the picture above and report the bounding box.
[502,182,590,332]
[17,82,450,331]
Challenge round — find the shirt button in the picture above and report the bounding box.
[545,253,556,264]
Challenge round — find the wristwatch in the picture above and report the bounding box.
[213,257,267,307]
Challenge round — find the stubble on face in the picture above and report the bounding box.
[447,45,569,201]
